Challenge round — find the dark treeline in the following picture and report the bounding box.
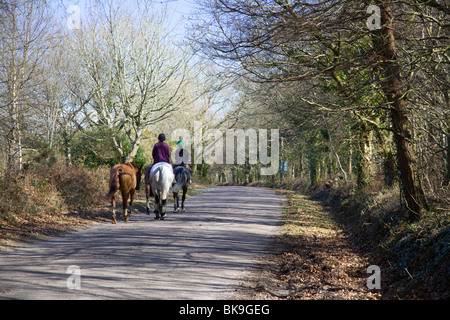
[190,0,449,221]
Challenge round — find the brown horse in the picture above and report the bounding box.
[105,162,142,224]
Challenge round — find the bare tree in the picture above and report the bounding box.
[70,0,193,162]
[0,0,54,171]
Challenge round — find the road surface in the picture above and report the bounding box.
[0,186,284,299]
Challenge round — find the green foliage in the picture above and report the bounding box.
[126,144,148,168]
[70,127,149,168]
[70,127,117,168]
[198,162,210,178]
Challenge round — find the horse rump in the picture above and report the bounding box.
[172,167,189,193]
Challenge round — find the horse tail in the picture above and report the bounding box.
[152,166,162,181]
[150,166,163,190]
[105,183,118,200]
[158,166,163,178]
[105,168,120,200]
[172,170,187,193]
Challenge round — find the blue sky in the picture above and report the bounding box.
[156,0,198,38]
[161,0,197,18]
[57,0,199,38]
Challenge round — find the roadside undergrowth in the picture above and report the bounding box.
[274,190,380,300]
[0,164,208,251]
[321,184,449,299]
[0,165,111,250]
[235,188,380,300]
[245,177,449,299]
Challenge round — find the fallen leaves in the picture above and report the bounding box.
[235,190,380,300]
[278,192,379,299]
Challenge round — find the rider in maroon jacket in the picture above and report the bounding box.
[152,133,171,165]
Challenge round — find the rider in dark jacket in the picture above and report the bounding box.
[152,133,171,165]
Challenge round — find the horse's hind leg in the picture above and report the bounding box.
[173,192,179,213]
[181,186,187,212]
[122,192,129,222]
[111,196,117,224]
[160,198,167,220]
[154,193,160,219]
[160,190,168,219]
[145,184,151,215]
[127,189,135,220]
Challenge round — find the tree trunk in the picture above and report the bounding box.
[16,111,23,172]
[357,127,374,188]
[298,152,303,179]
[384,150,396,187]
[8,58,23,173]
[375,1,427,220]
[322,116,347,181]
[124,139,141,163]
[445,133,450,187]
[62,131,72,167]
[309,151,319,186]
[348,140,353,177]
[374,125,397,187]
[124,126,143,163]
[111,134,125,163]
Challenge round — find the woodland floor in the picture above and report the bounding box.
[234,190,381,300]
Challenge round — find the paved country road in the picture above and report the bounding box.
[0,186,284,300]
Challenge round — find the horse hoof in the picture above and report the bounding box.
[123,216,129,222]
[182,208,185,212]
[112,217,117,224]
[160,213,166,220]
